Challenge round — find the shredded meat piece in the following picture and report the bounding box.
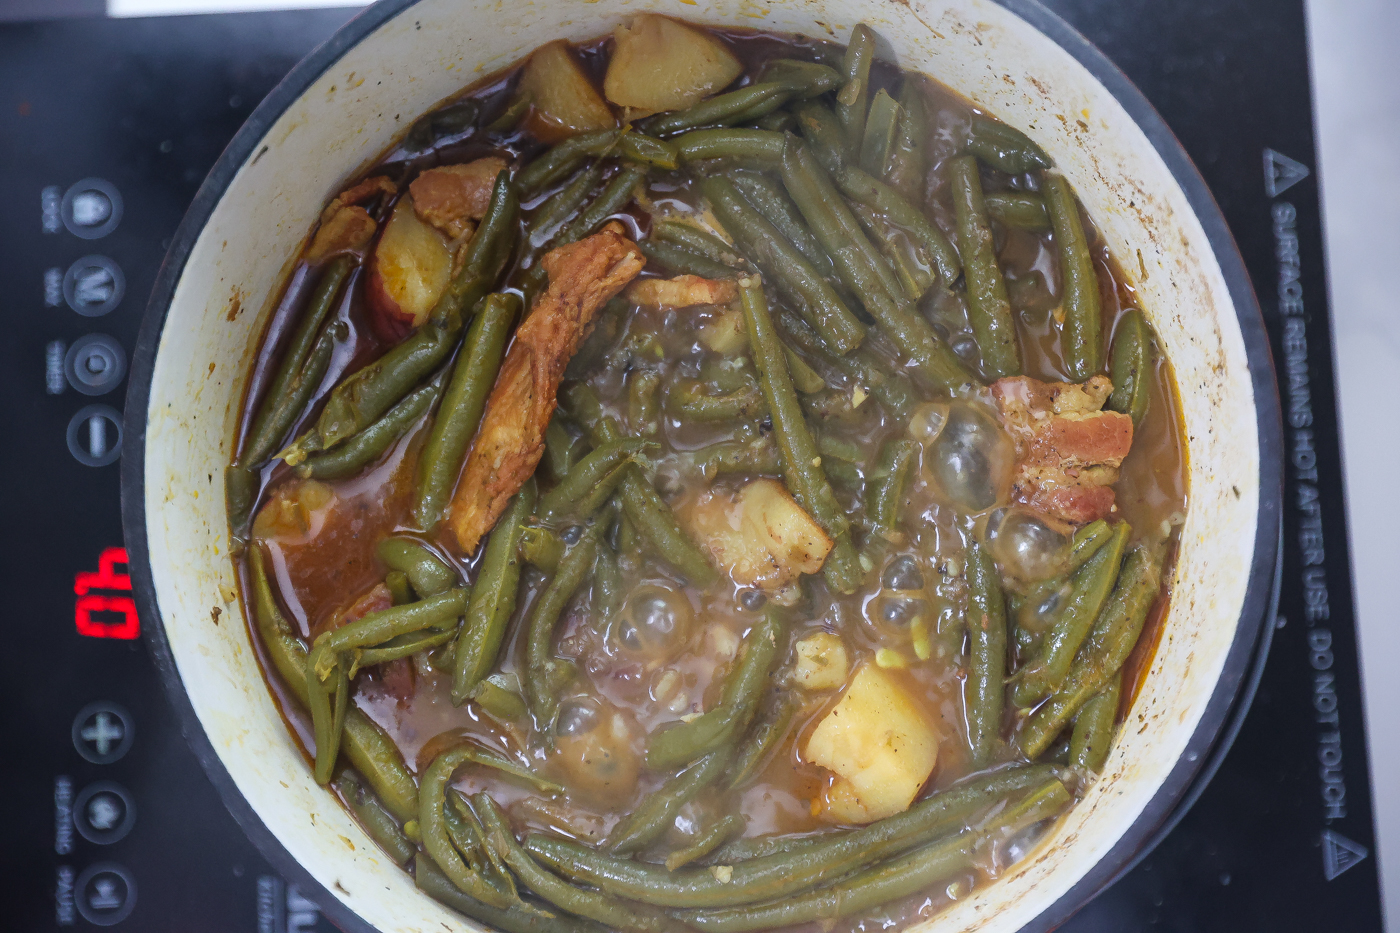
[409,158,510,239]
[990,374,1133,524]
[626,274,738,308]
[305,176,397,262]
[448,223,645,553]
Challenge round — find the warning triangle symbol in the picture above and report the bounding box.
[1321,829,1369,881]
[1264,148,1311,198]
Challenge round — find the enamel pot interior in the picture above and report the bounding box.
[121,1,1282,931]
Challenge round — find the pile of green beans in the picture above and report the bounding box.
[229,19,1183,933]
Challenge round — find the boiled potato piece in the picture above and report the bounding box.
[686,478,832,595]
[803,663,939,822]
[604,14,743,115]
[699,307,747,354]
[521,40,616,142]
[366,196,453,340]
[794,632,849,690]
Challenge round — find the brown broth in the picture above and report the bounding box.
[233,19,1189,930]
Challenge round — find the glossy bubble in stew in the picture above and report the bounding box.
[230,16,1187,933]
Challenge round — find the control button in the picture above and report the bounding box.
[74,782,135,845]
[72,702,133,764]
[65,335,127,396]
[74,862,136,926]
[47,340,67,395]
[61,179,123,240]
[67,405,123,468]
[63,256,124,317]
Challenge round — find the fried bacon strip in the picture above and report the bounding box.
[409,157,511,240]
[990,374,1134,524]
[447,223,645,553]
[626,274,738,308]
[305,175,396,262]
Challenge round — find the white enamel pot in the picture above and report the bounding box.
[121,1,1283,931]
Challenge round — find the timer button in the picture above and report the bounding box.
[72,702,133,764]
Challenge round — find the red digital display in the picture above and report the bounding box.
[75,547,138,640]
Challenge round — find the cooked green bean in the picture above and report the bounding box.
[966,116,1052,174]
[476,796,687,933]
[250,549,419,821]
[1070,670,1121,772]
[414,294,519,529]
[529,162,604,246]
[693,439,782,478]
[334,767,416,866]
[355,627,456,669]
[519,525,564,571]
[299,372,441,481]
[1043,172,1103,380]
[1012,522,1130,708]
[593,539,624,622]
[310,589,467,679]
[619,131,681,170]
[377,537,456,597]
[723,687,803,790]
[628,368,662,435]
[847,203,934,301]
[701,175,864,355]
[836,165,961,286]
[861,88,902,175]
[1107,308,1153,426]
[781,141,974,392]
[606,750,728,856]
[451,481,536,704]
[673,779,1070,930]
[638,240,738,279]
[647,608,782,769]
[539,438,652,524]
[544,416,586,483]
[835,23,875,144]
[1016,519,1113,618]
[760,58,844,97]
[773,306,916,422]
[281,175,517,464]
[794,99,852,176]
[864,438,918,544]
[665,814,748,872]
[642,84,794,138]
[525,524,601,725]
[985,191,1051,230]
[740,278,862,594]
[421,744,546,908]
[885,82,928,199]
[965,541,1007,769]
[1020,540,1167,757]
[384,570,414,606]
[441,791,497,884]
[566,165,646,242]
[307,655,349,784]
[654,221,743,267]
[563,384,717,587]
[242,257,352,467]
[533,765,1060,909]
[471,673,529,723]
[669,378,768,422]
[949,155,1020,379]
[518,129,623,196]
[784,347,827,394]
[750,109,795,132]
[415,854,605,933]
[728,171,835,277]
[674,128,787,165]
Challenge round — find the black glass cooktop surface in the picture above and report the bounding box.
[0,2,1382,930]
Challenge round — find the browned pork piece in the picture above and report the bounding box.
[304,175,396,262]
[990,374,1134,524]
[447,222,645,553]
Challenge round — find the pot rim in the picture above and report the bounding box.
[120,2,1284,930]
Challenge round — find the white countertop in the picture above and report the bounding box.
[1307,0,1398,926]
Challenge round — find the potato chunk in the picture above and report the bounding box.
[794,632,849,690]
[365,196,453,340]
[685,479,832,597]
[521,40,616,142]
[605,14,743,115]
[803,663,939,823]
